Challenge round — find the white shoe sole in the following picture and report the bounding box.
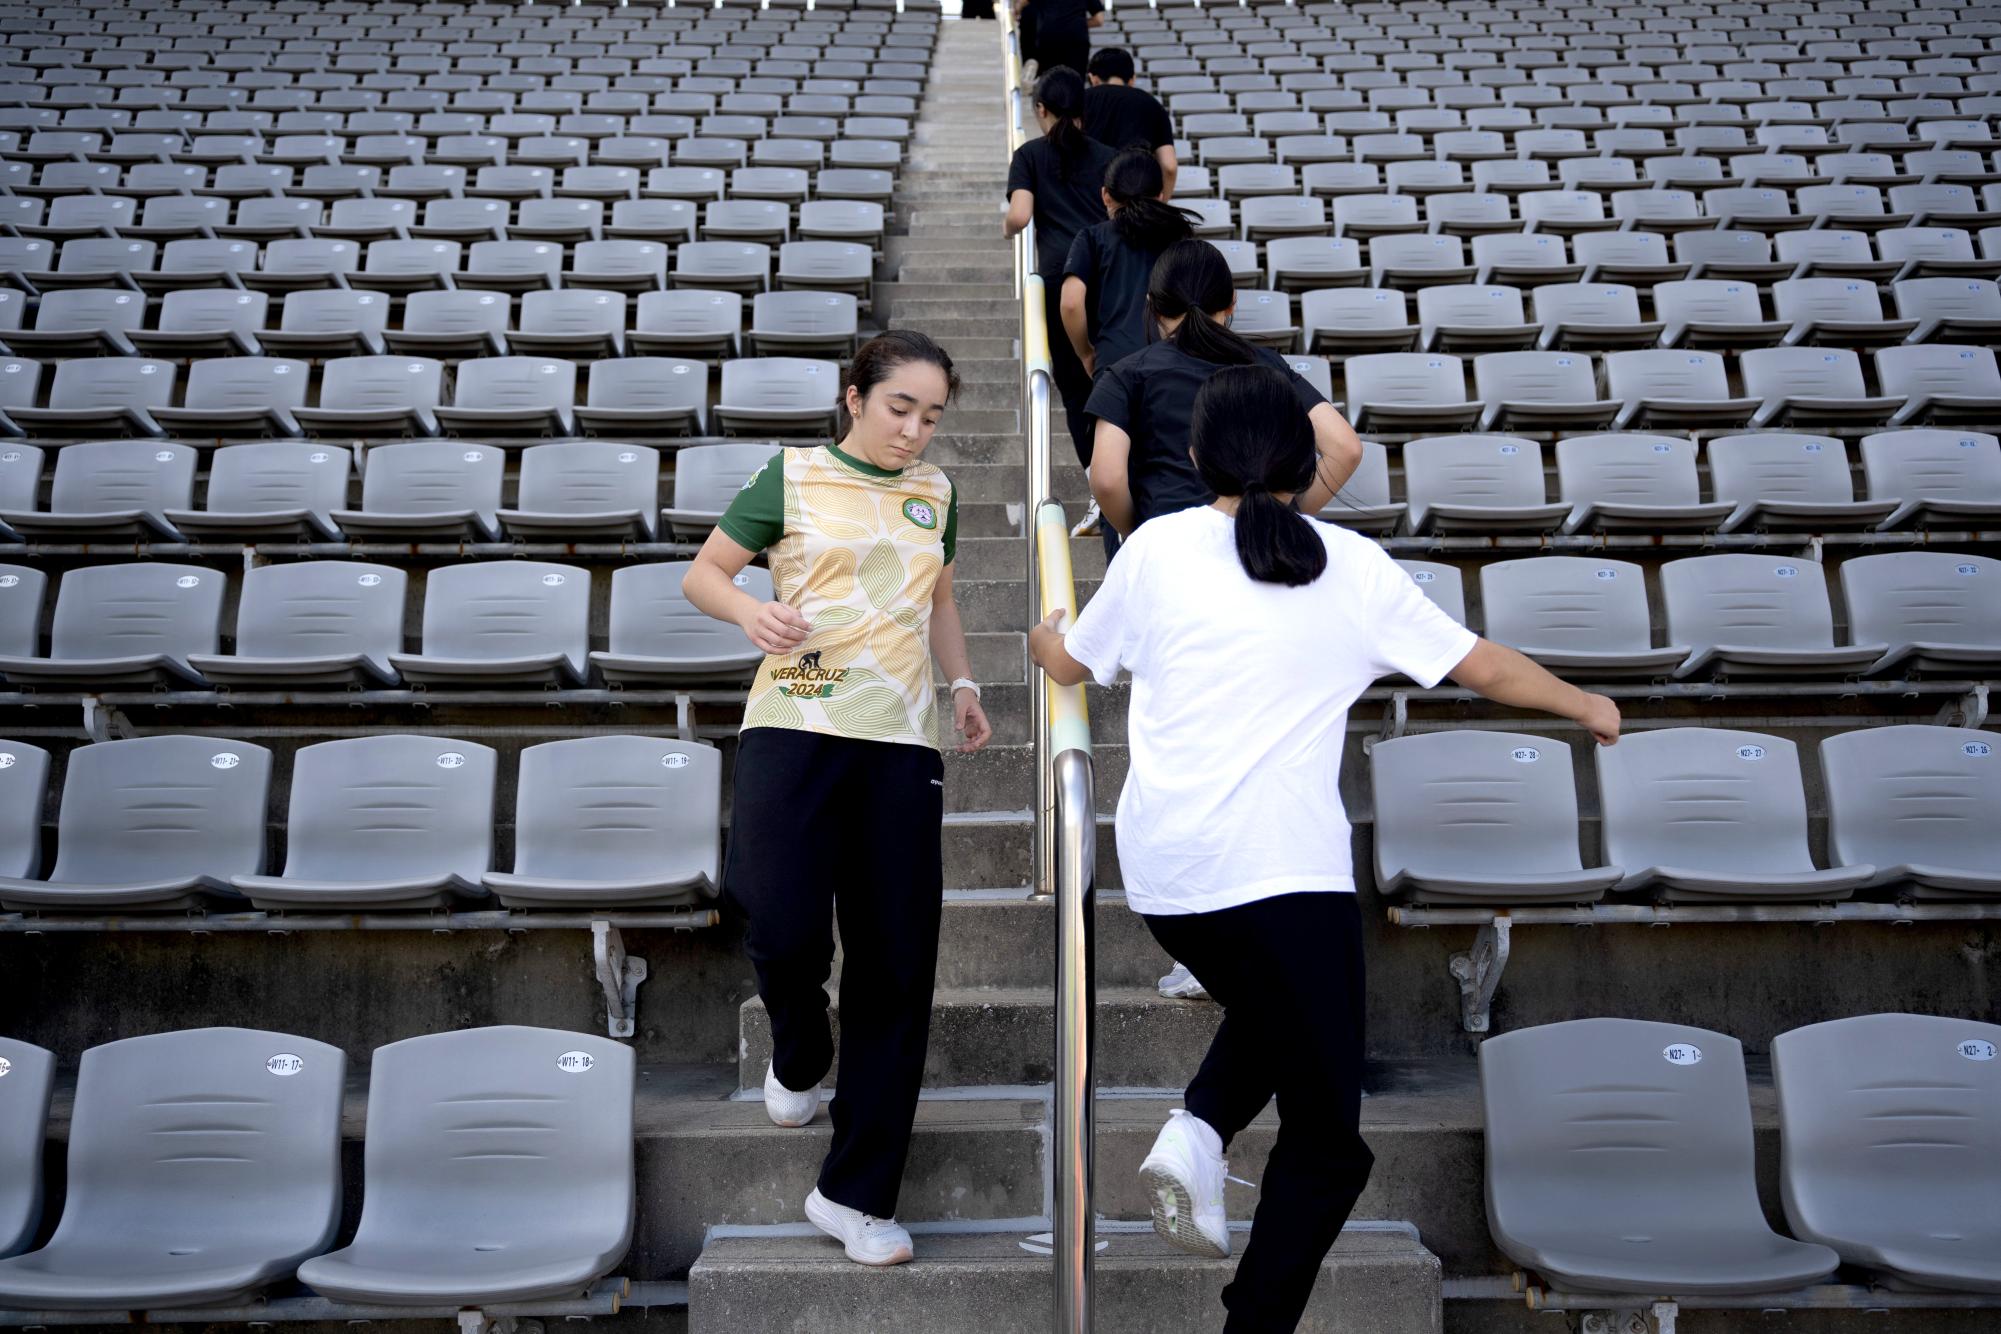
[1139,1161,1229,1259]
[1158,980,1211,1001]
[805,1191,915,1267]
[766,1101,817,1129]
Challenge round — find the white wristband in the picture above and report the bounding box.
[950,678,982,699]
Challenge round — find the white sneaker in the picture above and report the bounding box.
[763,1061,820,1128]
[1139,1109,1231,1259]
[1158,961,1210,1001]
[805,1187,916,1267]
[1070,498,1103,538]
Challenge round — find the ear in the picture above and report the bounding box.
[1101,186,1116,211]
[844,383,866,417]
[1220,300,1238,323]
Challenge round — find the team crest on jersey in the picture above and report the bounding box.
[902,496,938,530]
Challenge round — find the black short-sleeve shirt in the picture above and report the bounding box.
[1033,0,1102,46]
[1085,341,1328,529]
[1084,84,1174,155]
[1006,135,1116,280]
[1063,220,1180,373]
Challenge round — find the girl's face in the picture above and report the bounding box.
[843,360,951,471]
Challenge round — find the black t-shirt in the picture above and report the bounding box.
[1063,219,1175,374]
[1084,84,1174,155]
[1006,135,1116,280]
[1085,341,1328,529]
[1032,0,1102,46]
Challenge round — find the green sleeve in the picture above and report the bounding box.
[716,453,785,553]
[942,484,959,566]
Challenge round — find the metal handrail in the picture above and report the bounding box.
[1001,18,1098,1334]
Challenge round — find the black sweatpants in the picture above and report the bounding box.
[1142,893,1373,1334]
[724,726,945,1219]
[1046,277,1095,470]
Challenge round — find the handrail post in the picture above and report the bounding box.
[1051,746,1096,1334]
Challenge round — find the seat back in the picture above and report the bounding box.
[1892,277,2001,325]
[34,288,146,334]
[205,441,352,521]
[232,560,405,671]
[1403,433,1545,511]
[1419,284,1526,332]
[159,289,269,338]
[1859,428,2001,505]
[357,441,503,519]
[518,442,660,525]
[636,288,743,338]
[1839,551,1999,652]
[318,356,444,415]
[605,559,770,662]
[1393,560,1465,623]
[1606,349,1732,403]
[519,290,625,339]
[1481,1018,1767,1268]
[50,734,270,888]
[1303,287,1410,332]
[513,735,720,886]
[1475,351,1596,405]
[47,560,221,663]
[0,1035,54,1258]
[1372,730,1591,883]
[282,290,390,336]
[751,291,858,337]
[1707,433,1858,506]
[717,357,838,411]
[1346,353,1468,407]
[0,738,48,881]
[0,564,45,660]
[48,440,195,519]
[1597,726,1818,876]
[1482,556,1658,654]
[50,1028,343,1256]
[452,356,576,412]
[1533,281,1643,327]
[1772,1012,2001,1255]
[1661,553,1841,655]
[1823,719,2001,878]
[183,356,309,412]
[342,1026,632,1269]
[1655,278,1767,328]
[365,239,460,274]
[45,357,175,411]
[279,735,495,884]
[1876,344,2001,400]
[416,561,588,675]
[1772,278,1886,325]
[1741,347,1870,402]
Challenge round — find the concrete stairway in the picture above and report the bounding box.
[683,19,1443,1334]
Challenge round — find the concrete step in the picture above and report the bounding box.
[944,460,1089,501]
[943,739,1129,813]
[688,1229,1443,1334]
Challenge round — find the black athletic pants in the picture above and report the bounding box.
[1142,893,1373,1334]
[1046,277,1095,469]
[724,727,946,1219]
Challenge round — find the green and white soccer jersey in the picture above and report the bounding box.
[718,442,959,750]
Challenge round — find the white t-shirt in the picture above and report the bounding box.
[1065,505,1478,917]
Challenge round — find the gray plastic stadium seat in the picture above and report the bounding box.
[500,442,659,542]
[631,290,742,361]
[747,291,861,360]
[0,1036,53,1259]
[1820,728,2001,898]
[1369,233,1475,290]
[1773,1013,2001,1289]
[1316,438,1405,532]
[1265,237,1364,294]
[1343,353,1478,433]
[434,357,578,439]
[1840,551,2001,678]
[1556,434,1731,534]
[1654,279,1791,350]
[575,358,707,439]
[1772,278,1917,349]
[1482,1018,1840,1294]
[3,288,144,359]
[188,561,405,688]
[673,240,770,294]
[1606,350,1760,430]
[294,1026,631,1304]
[255,290,390,362]
[1891,278,2001,344]
[9,357,173,439]
[295,356,443,439]
[166,441,352,543]
[1474,351,1617,432]
[1877,344,2001,426]
[1393,560,1465,625]
[1861,428,2001,528]
[1417,285,1537,354]
[392,562,588,687]
[1597,728,1874,901]
[1481,557,1686,676]
[0,735,271,910]
[232,735,496,910]
[1673,227,1793,283]
[332,440,503,542]
[1661,554,1882,679]
[1371,731,1618,904]
[128,289,268,361]
[1533,282,1662,352]
[1707,434,1896,532]
[509,289,628,361]
[152,356,308,440]
[1742,347,1903,429]
[1301,289,1417,355]
[383,290,511,362]
[0,1028,344,1308]
[0,561,219,689]
[1402,434,1566,534]
[591,561,768,684]
[713,357,838,438]
[485,736,720,907]
[1574,230,1689,288]
[0,739,47,881]
[0,439,194,542]
[663,443,783,540]
[0,565,45,659]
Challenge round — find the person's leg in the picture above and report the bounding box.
[815,738,947,1218]
[1044,279,1094,470]
[1215,894,1373,1334]
[723,728,843,1095]
[1144,910,1278,1148]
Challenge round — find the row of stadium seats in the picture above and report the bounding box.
[0,556,770,687]
[0,1025,634,1308]
[1373,723,1998,903]
[0,731,721,910]
[0,355,841,441]
[1482,1013,2000,1296]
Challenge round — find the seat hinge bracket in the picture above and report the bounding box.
[1448,917,1510,1034]
[593,920,648,1039]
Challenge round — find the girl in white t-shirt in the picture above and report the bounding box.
[1029,364,1620,1334]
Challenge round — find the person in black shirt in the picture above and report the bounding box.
[1084,48,1177,200]
[1005,67,1117,471]
[1085,239,1363,538]
[1060,148,1194,382]
[1014,0,1101,79]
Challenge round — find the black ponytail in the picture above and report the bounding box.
[1147,239,1262,366]
[1190,365,1328,587]
[1103,148,1194,251]
[1034,67,1090,180]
